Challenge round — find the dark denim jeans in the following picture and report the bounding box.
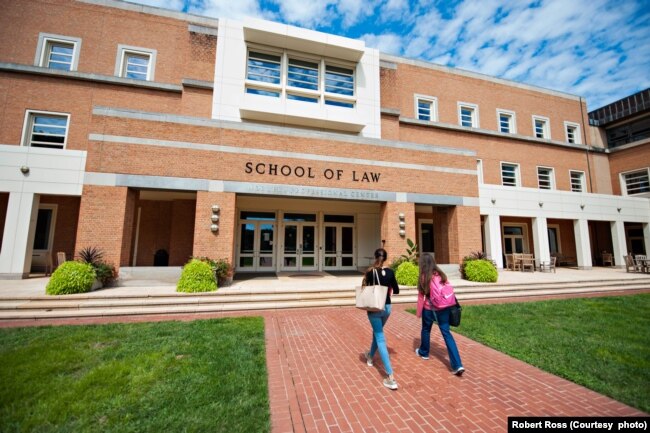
[418,307,463,371]
[367,303,393,375]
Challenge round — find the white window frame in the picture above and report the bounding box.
[477,159,484,184]
[414,94,438,122]
[458,102,479,128]
[21,110,70,149]
[564,121,581,144]
[536,166,555,190]
[35,33,82,71]
[570,170,585,192]
[115,45,157,81]
[496,109,516,134]
[500,161,520,187]
[620,168,650,196]
[502,223,530,254]
[532,115,550,139]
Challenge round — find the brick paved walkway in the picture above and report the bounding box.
[1,301,646,432]
[265,304,645,433]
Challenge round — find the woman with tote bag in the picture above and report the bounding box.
[362,248,400,390]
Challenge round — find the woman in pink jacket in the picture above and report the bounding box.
[415,253,465,376]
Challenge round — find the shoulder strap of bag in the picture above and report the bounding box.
[372,268,380,286]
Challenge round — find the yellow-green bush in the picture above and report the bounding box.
[395,261,419,286]
[46,261,96,295]
[176,259,218,293]
[464,259,498,283]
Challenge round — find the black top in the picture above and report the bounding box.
[364,267,400,305]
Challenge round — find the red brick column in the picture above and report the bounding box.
[380,201,416,264]
[75,185,136,268]
[446,205,482,264]
[193,191,236,262]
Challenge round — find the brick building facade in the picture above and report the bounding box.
[1,0,648,280]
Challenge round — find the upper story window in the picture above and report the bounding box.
[245,48,356,108]
[458,103,479,128]
[415,95,437,121]
[533,115,550,139]
[537,166,555,189]
[564,122,581,144]
[35,33,81,71]
[116,45,156,81]
[570,170,585,192]
[622,169,650,196]
[501,162,520,187]
[605,116,650,148]
[497,109,516,134]
[22,110,69,149]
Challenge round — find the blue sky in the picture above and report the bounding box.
[133,0,649,111]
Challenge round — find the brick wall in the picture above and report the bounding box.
[193,192,236,263]
[169,200,196,266]
[380,202,416,263]
[446,206,482,264]
[607,143,650,196]
[40,195,80,261]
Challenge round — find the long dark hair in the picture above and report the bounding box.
[417,253,447,296]
[363,248,388,285]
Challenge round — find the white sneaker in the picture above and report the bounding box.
[415,348,429,360]
[452,366,465,376]
[383,378,398,390]
[364,351,373,367]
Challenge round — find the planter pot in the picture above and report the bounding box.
[90,278,103,291]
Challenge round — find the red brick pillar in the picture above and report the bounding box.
[446,205,482,264]
[380,201,416,264]
[193,191,236,262]
[75,185,136,268]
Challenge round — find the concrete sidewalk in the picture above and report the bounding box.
[0,266,645,298]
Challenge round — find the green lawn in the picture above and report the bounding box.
[411,294,650,413]
[0,317,269,433]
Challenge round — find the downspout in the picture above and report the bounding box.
[579,96,594,193]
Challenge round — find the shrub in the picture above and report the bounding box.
[389,256,408,273]
[77,246,116,286]
[464,259,498,283]
[400,238,419,263]
[395,261,419,286]
[46,261,96,295]
[193,256,234,287]
[459,251,491,279]
[177,259,218,293]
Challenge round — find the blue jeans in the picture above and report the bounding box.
[418,308,463,371]
[367,304,393,375]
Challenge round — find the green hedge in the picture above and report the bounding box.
[46,261,96,295]
[464,259,498,283]
[395,261,419,286]
[176,259,218,293]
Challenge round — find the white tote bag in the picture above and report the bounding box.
[355,268,388,312]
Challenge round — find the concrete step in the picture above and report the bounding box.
[0,278,648,320]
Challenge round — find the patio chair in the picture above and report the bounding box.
[504,254,514,271]
[624,255,639,273]
[511,253,522,271]
[56,251,67,268]
[539,256,556,273]
[635,255,648,273]
[601,252,613,266]
[520,254,535,272]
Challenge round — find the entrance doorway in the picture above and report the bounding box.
[237,212,275,272]
[281,213,317,271]
[323,215,355,270]
[31,204,57,272]
[503,224,527,254]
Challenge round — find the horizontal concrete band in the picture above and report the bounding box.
[83,172,478,206]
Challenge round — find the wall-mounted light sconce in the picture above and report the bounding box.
[20,166,30,175]
[211,205,220,232]
[211,204,220,213]
[398,213,405,220]
[398,213,406,237]
[538,202,543,208]
[399,221,406,228]
[491,198,496,204]
[399,229,406,237]
[211,214,220,222]
[580,204,585,210]
[210,224,219,232]
[617,207,622,213]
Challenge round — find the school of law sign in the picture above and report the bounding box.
[244,161,381,183]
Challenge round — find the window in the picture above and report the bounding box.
[116,45,156,81]
[415,95,437,121]
[245,48,356,108]
[497,109,516,133]
[35,33,81,71]
[565,122,581,144]
[533,116,550,139]
[501,162,519,187]
[605,116,650,148]
[622,169,650,195]
[458,103,478,127]
[570,170,585,192]
[22,111,69,149]
[537,166,554,189]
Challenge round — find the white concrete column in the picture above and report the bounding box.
[483,213,503,268]
[573,218,592,270]
[532,216,550,265]
[0,192,40,278]
[644,223,650,257]
[610,220,627,268]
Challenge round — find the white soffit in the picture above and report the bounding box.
[242,18,365,62]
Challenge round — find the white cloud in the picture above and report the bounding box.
[187,0,270,20]
[360,33,403,55]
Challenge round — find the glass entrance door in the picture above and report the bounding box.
[237,211,276,272]
[282,223,317,271]
[503,225,525,254]
[323,223,355,270]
